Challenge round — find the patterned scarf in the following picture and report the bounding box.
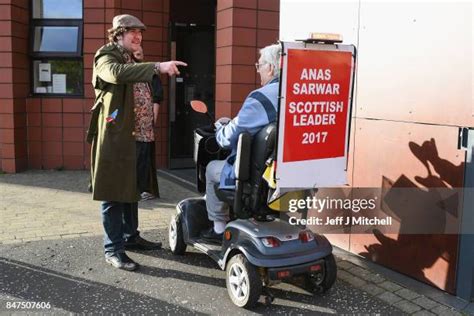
[115,43,155,142]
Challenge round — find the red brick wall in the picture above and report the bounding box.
[1,0,279,172]
[23,0,170,171]
[215,0,279,119]
[0,0,29,173]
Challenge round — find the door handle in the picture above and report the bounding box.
[458,127,471,150]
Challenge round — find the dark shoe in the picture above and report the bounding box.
[200,228,223,244]
[125,236,162,250]
[105,252,138,271]
[140,192,157,201]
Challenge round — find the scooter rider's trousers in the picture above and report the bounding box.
[205,159,230,222]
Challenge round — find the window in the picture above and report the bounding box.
[32,0,82,19]
[33,26,80,53]
[30,0,83,96]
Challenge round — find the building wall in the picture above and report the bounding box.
[215,0,280,118]
[29,0,170,171]
[0,0,169,172]
[0,0,280,173]
[0,0,29,172]
[280,0,473,294]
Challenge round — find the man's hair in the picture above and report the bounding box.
[259,43,282,77]
[107,26,127,43]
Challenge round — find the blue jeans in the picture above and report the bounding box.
[101,201,140,256]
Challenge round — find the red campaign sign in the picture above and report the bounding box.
[283,49,352,162]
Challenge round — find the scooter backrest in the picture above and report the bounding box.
[234,132,251,181]
[248,123,277,212]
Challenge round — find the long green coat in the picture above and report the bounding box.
[89,43,157,202]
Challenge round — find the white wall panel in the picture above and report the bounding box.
[357,1,472,126]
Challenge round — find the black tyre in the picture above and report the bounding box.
[169,215,186,255]
[226,254,262,308]
[305,254,337,293]
[321,253,337,292]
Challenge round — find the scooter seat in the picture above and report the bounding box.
[210,123,277,220]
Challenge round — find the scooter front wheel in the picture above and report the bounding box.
[226,254,262,308]
[169,215,186,255]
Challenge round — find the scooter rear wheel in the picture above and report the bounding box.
[321,253,337,292]
[226,254,262,308]
[305,253,337,293]
[169,215,186,255]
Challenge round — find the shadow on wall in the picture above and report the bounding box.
[360,138,465,294]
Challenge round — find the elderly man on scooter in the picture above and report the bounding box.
[201,43,281,242]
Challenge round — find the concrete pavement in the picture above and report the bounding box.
[0,170,469,315]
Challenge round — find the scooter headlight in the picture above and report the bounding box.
[261,236,281,247]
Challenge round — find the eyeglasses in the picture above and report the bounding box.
[255,62,267,71]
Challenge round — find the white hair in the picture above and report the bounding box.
[259,43,282,77]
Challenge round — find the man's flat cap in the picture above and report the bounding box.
[112,14,146,30]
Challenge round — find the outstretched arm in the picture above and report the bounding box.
[95,54,187,84]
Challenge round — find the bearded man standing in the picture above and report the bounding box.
[88,14,186,271]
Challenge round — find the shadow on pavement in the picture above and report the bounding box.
[0,170,91,194]
[138,264,225,288]
[0,253,335,315]
[137,263,338,314]
[0,234,404,315]
[136,250,352,314]
[134,249,220,270]
[0,170,196,206]
[0,257,202,315]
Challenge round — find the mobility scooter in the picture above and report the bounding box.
[168,100,337,308]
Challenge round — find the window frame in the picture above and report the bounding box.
[31,58,84,97]
[29,0,84,97]
[30,20,83,58]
